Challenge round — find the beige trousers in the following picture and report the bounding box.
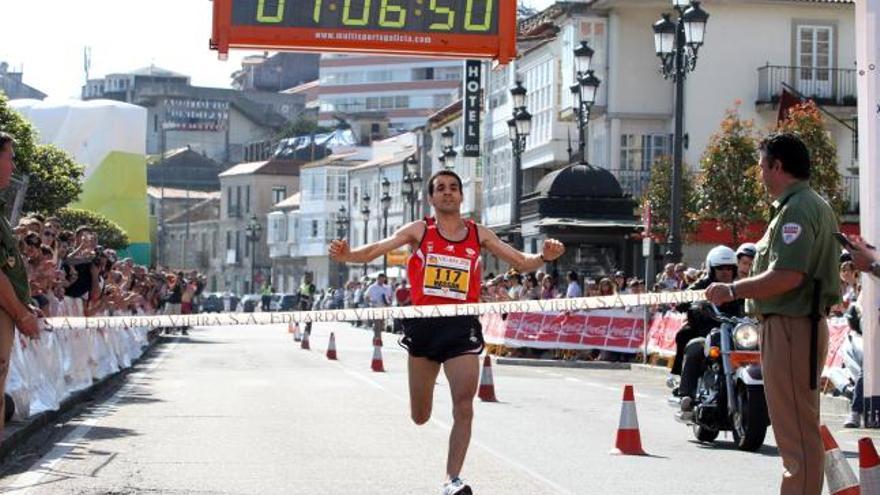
[760,314,829,495]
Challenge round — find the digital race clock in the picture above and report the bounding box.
[211,0,516,63]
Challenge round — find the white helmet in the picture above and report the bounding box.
[706,245,737,269]
[736,242,757,259]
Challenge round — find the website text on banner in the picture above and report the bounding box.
[38,291,707,331]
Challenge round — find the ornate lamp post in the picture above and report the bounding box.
[380,176,392,273]
[652,0,709,262]
[245,214,263,294]
[361,192,371,277]
[403,155,423,222]
[438,126,458,169]
[507,80,532,249]
[570,41,601,162]
[335,205,350,288]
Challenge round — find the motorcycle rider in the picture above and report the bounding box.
[670,246,745,418]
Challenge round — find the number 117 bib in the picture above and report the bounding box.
[423,253,471,301]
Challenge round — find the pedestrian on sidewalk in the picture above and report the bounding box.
[707,133,840,495]
[330,170,564,495]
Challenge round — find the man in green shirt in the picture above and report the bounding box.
[707,133,839,495]
[0,132,41,431]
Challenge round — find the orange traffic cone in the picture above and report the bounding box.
[300,330,310,350]
[371,343,385,372]
[373,335,383,347]
[860,437,880,495]
[478,355,498,402]
[610,385,646,456]
[326,332,338,360]
[821,424,859,495]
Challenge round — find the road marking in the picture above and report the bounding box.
[5,339,180,494]
[565,377,580,383]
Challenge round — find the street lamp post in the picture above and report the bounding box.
[438,127,458,170]
[335,205,350,288]
[570,41,601,163]
[507,81,532,249]
[652,0,709,262]
[361,192,371,277]
[381,176,392,274]
[245,214,263,294]
[403,155,423,222]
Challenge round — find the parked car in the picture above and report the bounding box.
[200,293,224,313]
[279,293,298,311]
[269,294,283,311]
[240,294,261,313]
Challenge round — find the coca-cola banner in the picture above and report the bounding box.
[481,309,648,353]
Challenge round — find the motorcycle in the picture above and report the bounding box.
[672,304,770,451]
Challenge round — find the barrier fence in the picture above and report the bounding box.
[7,289,855,422]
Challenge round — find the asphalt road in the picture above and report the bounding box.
[0,322,866,494]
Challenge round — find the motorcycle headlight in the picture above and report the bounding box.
[733,323,759,350]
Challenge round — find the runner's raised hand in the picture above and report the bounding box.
[542,239,565,262]
[328,239,350,262]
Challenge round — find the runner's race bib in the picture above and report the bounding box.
[423,254,470,300]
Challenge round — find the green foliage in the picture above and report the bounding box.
[641,155,699,241]
[27,144,84,213]
[55,208,130,250]
[775,101,845,217]
[0,92,85,213]
[0,92,38,179]
[697,105,765,245]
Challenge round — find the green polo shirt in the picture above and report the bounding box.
[0,199,31,306]
[747,181,840,317]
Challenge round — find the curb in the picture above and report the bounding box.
[0,330,162,463]
[495,358,631,370]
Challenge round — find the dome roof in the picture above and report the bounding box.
[534,164,624,199]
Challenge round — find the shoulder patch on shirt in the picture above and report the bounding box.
[781,223,802,244]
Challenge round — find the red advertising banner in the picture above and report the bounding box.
[481,309,647,353]
[484,309,852,370]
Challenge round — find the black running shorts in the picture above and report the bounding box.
[399,316,484,363]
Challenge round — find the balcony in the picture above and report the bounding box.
[609,169,652,200]
[757,65,857,107]
[843,175,859,215]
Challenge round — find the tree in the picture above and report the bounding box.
[27,144,84,213]
[776,101,845,217]
[56,208,130,250]
[696,105,765,245]
[0,93,85,213]
[641,155,700,241]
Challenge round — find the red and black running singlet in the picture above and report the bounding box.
[408,217,482,306]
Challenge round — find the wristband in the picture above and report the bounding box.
[729,283,738,300]
[540,253,547,263]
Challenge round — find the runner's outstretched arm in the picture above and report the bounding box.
[329,221,422,265]
[476,225,565,272]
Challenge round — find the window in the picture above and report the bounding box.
[796,25,834,98]
[226,231,232,250]
[273,187,287,204]
[212,230,218,258]
[311,220,319,238]
[245,185,251,213]
[235,231,242,262]
[620,134,670,170]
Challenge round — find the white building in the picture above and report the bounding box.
[318,55,463,132]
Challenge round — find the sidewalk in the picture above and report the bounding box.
[0,330,161,462]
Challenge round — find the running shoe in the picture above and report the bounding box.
[442,477,473,495]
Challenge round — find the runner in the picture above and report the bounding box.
[329,170,564,495]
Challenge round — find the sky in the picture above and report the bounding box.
[1,0,556,100]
